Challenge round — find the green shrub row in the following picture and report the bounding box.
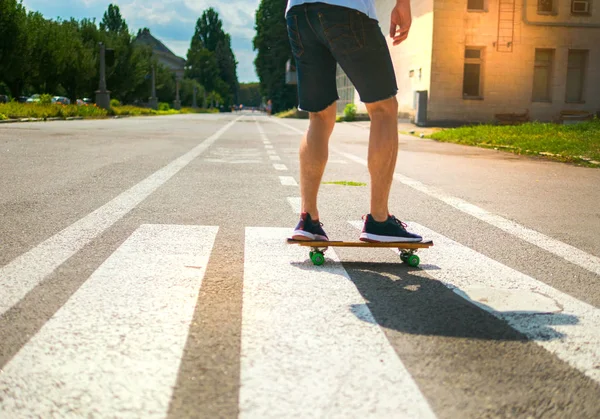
[0,102,220,120]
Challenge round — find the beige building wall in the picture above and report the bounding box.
[352,0,435,116]
[428,0,600,122]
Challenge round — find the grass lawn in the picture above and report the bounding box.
[428,120,600,165]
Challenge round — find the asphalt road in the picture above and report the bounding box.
[1,113,599,418]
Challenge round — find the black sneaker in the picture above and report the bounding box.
[292,212,329,241]
[360,214,423,243]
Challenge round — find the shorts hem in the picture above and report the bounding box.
[298,97,339,113]
[360,90,398,105]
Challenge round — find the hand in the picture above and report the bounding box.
[389,0,412,46]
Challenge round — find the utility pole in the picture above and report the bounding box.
[192,85,198,108]
[173,76,181,110]
[95,42,111,109]
[149,65,158,110]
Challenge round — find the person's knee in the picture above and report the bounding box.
[309,103,337,127]
[366,96,398,119]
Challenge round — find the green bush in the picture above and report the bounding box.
[0,102,108,119]
[39,94,53,105]
[110,99,122,108]
[343,103,357,122]
[0,113,7,120]
[158,102,171,111]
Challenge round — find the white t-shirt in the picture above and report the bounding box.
[286,0,378,21]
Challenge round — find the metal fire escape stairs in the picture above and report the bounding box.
[497,0,516,52]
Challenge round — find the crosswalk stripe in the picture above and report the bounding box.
[240,227,436,418]
[279,176,298,186]
[0,225,218,418]
[0,119,237,318]
[273,164,288,171]
[350,220,600,384]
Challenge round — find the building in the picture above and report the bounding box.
[338,0,600,123]
[134,29,186,79]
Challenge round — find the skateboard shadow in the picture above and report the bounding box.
[340,262,577,342]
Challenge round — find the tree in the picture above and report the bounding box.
[192,8,223,52]
[238,83,262,107]
[0,0,29,96]
[100,4,128,36]
[187,8,238,107]
[253,0,297,113]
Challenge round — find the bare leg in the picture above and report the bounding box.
[365,97,399,222]
[299,102,337,220]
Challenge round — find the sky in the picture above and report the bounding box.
[21,0,261,83]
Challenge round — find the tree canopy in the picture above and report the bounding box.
[186,8,239,107]
[253,0,297,113]
[0,1,235,109]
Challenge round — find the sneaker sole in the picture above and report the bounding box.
[359,232,422,243]
[293,230,328,241]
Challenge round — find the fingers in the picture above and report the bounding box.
[389,22,396,38]
[392,27,410,45]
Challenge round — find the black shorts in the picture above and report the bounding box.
[286,3,398,112]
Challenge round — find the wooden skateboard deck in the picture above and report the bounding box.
[287,239,433,266]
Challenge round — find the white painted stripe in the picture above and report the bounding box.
[279,176,298,186]
[0,225,219,417]
[0,119,237,317]
[273,164,288,171]
[269,155,281,161]
[287,197,301,213]
[334,149,600,277]
[350,220,600,384]
[240,228,436,419]
[255,121,265,135]
[271,118,600,276]
[265,145,274,149]
[266,150,276,155]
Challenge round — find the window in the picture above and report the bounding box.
[538,0,555,13]
[532,49,554,102]
[571,0,591,15]
[566,50,588,103]
[463,48,484,98]
[468,0,485,10]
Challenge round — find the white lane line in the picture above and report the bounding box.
[0,224,219,418]
[287,197,301,214]
[335,149,600,277]
[273,164,288,171]
[269,155,281,161]
[350,220,600,384]
[266,150,276,155]
[240,228,436,419]
[0,119,238,317]
[271,118,600,277]
[265,145,274,149]
[279,176,298,186]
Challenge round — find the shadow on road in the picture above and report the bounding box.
[291,260,577,342]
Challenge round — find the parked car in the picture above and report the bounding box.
[16,96,29,103]
[0,95,8,104]
[26,94,41,103]
[52,96,71,105]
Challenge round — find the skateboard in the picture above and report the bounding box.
[287,239,434,267]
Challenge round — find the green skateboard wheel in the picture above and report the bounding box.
[311,252,325,266]
[407,254,420,267]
